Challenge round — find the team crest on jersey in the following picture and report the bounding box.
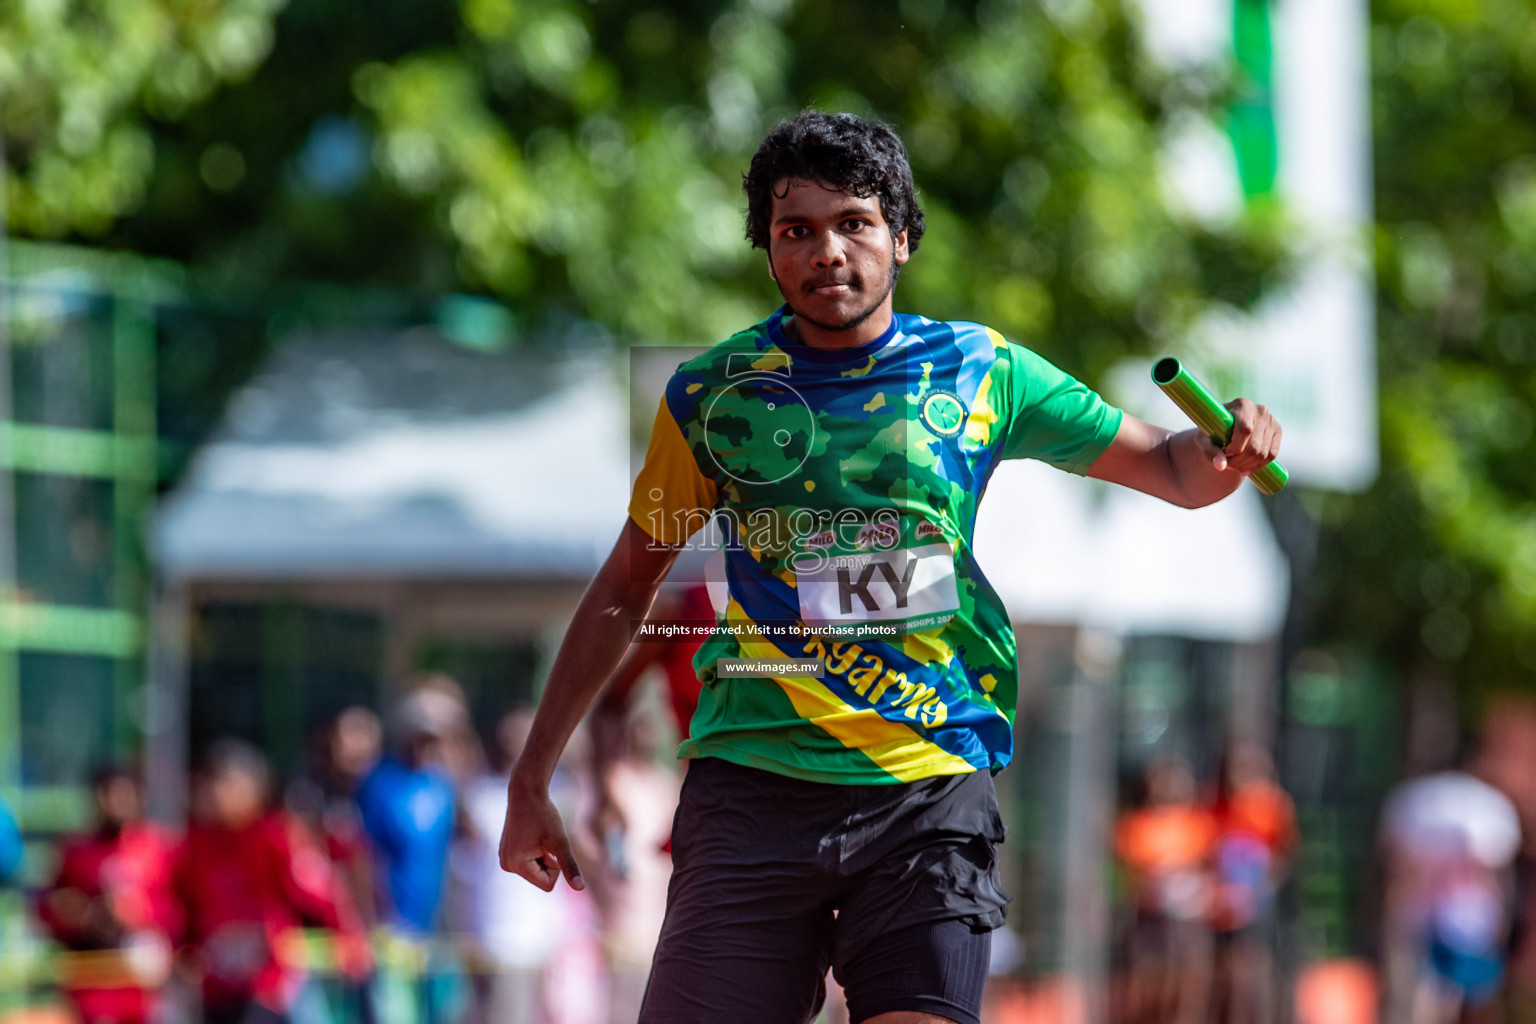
[919,389,967,438]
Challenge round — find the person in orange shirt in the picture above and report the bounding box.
[1115,755,1219,1024]
[1208,743,1297,1024]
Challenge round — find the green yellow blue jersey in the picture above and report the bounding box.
[629,307,1124,785]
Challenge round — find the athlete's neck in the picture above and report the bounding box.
[782,307,895,352]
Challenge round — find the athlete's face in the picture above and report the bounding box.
[766,179,910,338]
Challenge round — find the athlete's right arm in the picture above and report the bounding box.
[498,517,682,891]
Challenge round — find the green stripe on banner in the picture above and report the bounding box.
[1230,0,1278,199]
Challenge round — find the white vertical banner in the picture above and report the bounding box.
[1129,0,1379,492]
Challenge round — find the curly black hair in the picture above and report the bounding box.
[743,111,925,254]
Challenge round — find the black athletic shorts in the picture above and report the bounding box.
[637,756,1010,1024]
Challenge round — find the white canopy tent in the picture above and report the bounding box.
[157,332,631,582]
[147,330,635,817]
[974,460,1290,643]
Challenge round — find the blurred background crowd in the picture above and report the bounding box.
[6,0,1536,1021]
[16,651,1536,1024]
[18,672,681,1024]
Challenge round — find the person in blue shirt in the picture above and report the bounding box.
[0,796,20,885]
[356,687,463,933]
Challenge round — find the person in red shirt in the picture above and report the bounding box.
[174,740,369,1024]
[40,767,179,1024]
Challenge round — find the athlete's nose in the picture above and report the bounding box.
[812,232,846,270]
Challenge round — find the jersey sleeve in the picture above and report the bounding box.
[995,341,1123,473]
[628,385,720,545]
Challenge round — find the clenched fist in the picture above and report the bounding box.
[498,772,585,892]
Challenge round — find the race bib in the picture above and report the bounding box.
[794,517,959,637]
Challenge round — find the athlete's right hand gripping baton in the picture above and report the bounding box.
[1150,357,1289,496]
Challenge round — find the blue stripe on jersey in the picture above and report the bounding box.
[950,321,1000,410]
[902,321,977,494]
[723,542,800,624]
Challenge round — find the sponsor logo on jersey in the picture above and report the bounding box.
[916,520,944,540]
[856,521,900,550]
[805,529,837,550]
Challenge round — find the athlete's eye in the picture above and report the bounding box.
[783,225,809,240]
[843,219,867,232]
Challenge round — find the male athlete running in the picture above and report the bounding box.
[499,112,1282,1024]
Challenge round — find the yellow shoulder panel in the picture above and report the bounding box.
[628,396,719,544]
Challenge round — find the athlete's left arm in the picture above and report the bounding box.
[1084,400,1282,509]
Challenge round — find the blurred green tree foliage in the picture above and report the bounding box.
[0,0,286,235]
[78,0,1278,374]
[1311,0,1536,700]
[106,0,465,291]
[345,0,1279,370]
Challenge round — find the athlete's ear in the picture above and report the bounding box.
[893,228,910,265]
[766,250,778,283]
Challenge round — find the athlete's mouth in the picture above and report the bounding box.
[808,277,858,296]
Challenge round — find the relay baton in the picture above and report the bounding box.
[1150,357,1289,495]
